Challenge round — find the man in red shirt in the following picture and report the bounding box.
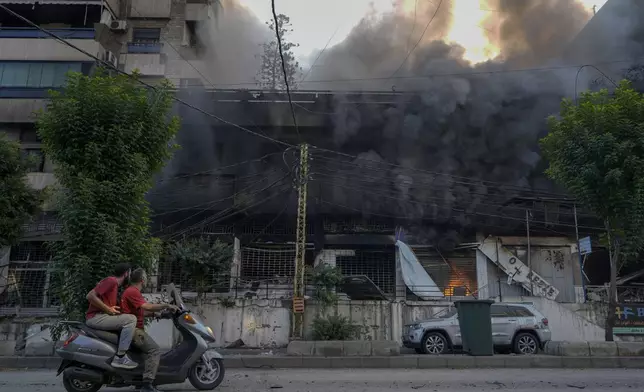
[121,268,178,392]
[85,263,138,370]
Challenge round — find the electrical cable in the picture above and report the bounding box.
[311,169,595,219]
[301,25,340,83]
[187,56,644,88]
[150,169,281,216]
[312,179,604,230]
[167,183,292,240]
[243,189,294,245]
[270,0,300,141]
[311,162,585,209]
[152,171,290,237]
[388,0,444,80]
[128,4,290,152]
[0,4,296,149]
[310,151,576,199]
[151,152,283,185]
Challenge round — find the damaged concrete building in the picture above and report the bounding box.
[0,0,640,353]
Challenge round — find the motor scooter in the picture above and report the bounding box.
[55,283,225,392]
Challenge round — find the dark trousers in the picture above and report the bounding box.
[132,328,160,381]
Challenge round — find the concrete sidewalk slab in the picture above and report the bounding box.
[3,355,644,370]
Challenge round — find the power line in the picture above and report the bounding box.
[152,152,284,185]
[314,180,604,231]
[311,169,595,219]
[0,4,295,150]
[187,57,641,88]
[153,172,291,236]
[150,168,282,211]
[270,0,300,140]
[389,0,444,80]
[167,183,292,240]
[310,150,575,199]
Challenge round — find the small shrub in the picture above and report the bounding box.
[308,264,343,311]
[310,315,362,341]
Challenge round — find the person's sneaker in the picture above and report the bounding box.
[110,354,138,369]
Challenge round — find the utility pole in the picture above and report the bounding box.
[526,209,533,296]
[292,143,309,339]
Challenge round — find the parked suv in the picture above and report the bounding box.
[402,303,551,355]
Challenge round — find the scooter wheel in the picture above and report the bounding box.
[188,357,225,390]
[62,374,102,392]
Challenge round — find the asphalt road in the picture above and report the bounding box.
[0,368,642,391]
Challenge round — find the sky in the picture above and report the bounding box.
[236,0,608,65]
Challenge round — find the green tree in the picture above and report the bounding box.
[0,135,42,247]
[37,70,179,333]
[541,80,644,340]
[256,13,301,90]
[164,237,233,300]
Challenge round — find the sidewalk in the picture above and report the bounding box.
[2,354,644,370]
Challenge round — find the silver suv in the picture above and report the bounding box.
[402,303,551,355]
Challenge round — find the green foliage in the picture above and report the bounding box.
[310,315,363,341]
[541,80,644,263]
[37,70,179,336]
[165,238,233,297]
[256,13,301,90]
[309,264,343,311]
[0,135,42,247]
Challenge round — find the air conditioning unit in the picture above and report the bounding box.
[103,51,118,68]
[109,20,127,33]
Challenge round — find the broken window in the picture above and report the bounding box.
[183,21,204,54]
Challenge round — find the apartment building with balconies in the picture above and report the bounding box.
[0,1,216,295]
[0,0,214,193]
[0,0,123,194]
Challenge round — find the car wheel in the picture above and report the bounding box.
[514,332,539,355]
[421,332,448,355]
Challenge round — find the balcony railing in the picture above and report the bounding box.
[127,42,163,53]
[0,87,61,99]
[0,27,95,39]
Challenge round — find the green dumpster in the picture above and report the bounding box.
[455,300,494,356]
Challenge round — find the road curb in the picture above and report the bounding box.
[1,355,643,370]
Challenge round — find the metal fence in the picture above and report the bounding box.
[585,285,644,303]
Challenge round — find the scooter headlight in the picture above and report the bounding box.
[206,326,215,337]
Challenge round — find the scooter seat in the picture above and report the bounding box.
[81,326,120,345]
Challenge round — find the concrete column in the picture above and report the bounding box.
[230,237,241,292]
[395,248,406,300]
[390,301,403,343]
[475,233,490,299]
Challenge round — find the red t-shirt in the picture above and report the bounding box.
[86,276,119,320]
[121,286,146,329]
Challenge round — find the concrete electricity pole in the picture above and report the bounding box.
[292,143,309,339]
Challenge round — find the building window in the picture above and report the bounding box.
[0,62,88,89]
[21,148,45,173]
[132,28,161,44]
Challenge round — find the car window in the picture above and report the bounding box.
[490,305,511,317]
[508,306,534,317]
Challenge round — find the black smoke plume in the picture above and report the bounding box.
[150,0,641,244]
